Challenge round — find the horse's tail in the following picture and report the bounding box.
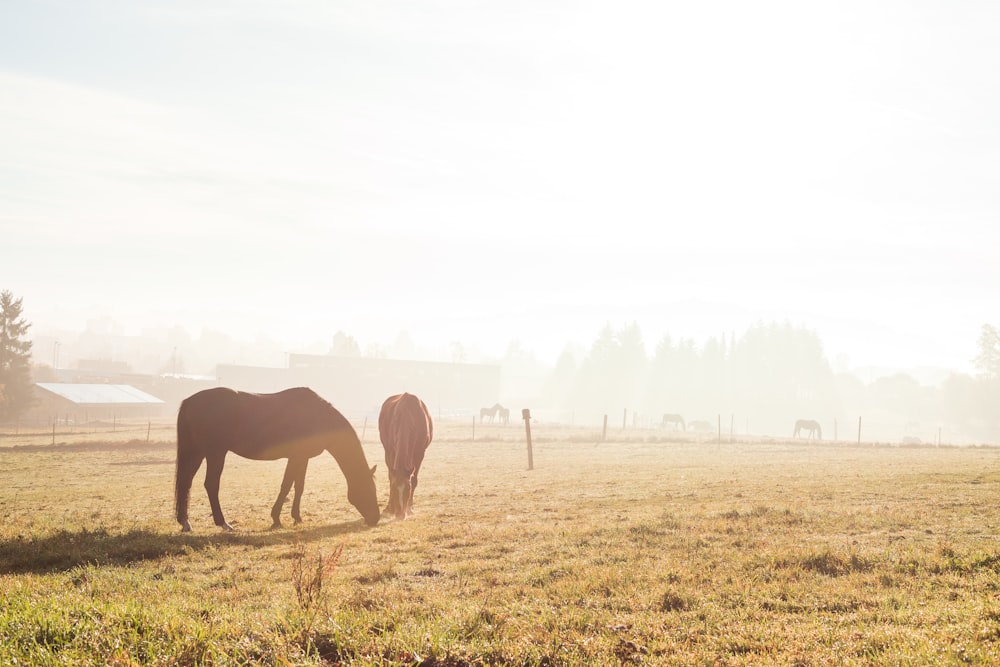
[174,399,200,526]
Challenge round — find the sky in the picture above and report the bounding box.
[2,0,998,373]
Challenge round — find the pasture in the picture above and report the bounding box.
[1,419,999,665]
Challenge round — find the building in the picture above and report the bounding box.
[216,354,501,417]
[32,383,167,424]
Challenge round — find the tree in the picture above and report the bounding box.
[329,331,361,357]
[973,324,1000,379]
[0,290,34,422]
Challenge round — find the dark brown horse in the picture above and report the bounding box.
[379,392,433,520]
[174,387,380,531]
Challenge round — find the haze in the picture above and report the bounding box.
[3,1,998,374]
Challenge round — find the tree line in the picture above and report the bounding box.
[516,320,999,442]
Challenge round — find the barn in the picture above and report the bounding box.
[32,383,167,424]
[216,354,501,418]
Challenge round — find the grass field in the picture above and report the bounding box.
[1,419,999,665]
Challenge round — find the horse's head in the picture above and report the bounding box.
[348,464,380,526]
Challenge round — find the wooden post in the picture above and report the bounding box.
[472,416,476,442]
[622,408,627,430]
[857,416,862,445]
[146,421,151,442]
[834,418,838,441]
[717,414,722,445]
[602,414,608,442]
[361,417,368,444]
[52,421,55,446]
[938,426,942,447]
[522,408,533,470]
[729,414,734,441]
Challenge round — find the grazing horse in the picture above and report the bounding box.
[480,403,500,423]
[793,419,822,440]
[174,387,380,532]
[379,392,433,520]
[497,406,510,425]
[661,413,686,431]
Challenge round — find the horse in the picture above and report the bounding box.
[793,419,822,440]
[480,404,500,423]
[497,406,510,425]
[661,413,686,431]
[174,387,380,532]
[379,392,433,520]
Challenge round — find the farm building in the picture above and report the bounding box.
[32,383,167,424]
[216,354,501,418]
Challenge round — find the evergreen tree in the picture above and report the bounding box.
[0,290,34,422]
[330,330,361,357]
[973,324,1000,379]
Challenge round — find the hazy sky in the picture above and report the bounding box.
[2,1,998,372]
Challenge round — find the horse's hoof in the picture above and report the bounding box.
[220,522,234,532]
[269,521,282,530]
[293,518,302,525]
[180,522,192,533]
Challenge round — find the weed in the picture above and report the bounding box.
[290,541,344,629]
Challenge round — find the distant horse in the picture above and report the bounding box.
[661,413,686,431]
[379,392,433,520]
[480,403,501,423]
[793,419,822,440]
[497,406,510,425]
[174,387,380,532]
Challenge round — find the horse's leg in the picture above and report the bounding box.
[383,469,401,518]
[405,469,420,517]
[382,447,399,518]
[270,458,299,529]
[386,469,410,520]
[204,451,233,531]
[175,453,205,532]
[290,458,309,524]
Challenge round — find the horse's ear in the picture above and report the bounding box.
[370,464,377,477]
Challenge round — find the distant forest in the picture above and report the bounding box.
[499,321,1000,445]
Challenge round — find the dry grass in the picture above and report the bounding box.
[1,418,999,664]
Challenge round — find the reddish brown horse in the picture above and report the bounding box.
[175,387,380,531]
[379,392,433,520]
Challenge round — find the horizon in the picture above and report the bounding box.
[23,306,977,386]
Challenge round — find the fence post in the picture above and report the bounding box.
[857,416,862,445]
[622,408,627,430]
[602,414,608,442]
[147,421,151,443]
[717,414,721,445]
[522,408,533,470]
[472,416,476,442]
[361,417,368,444]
